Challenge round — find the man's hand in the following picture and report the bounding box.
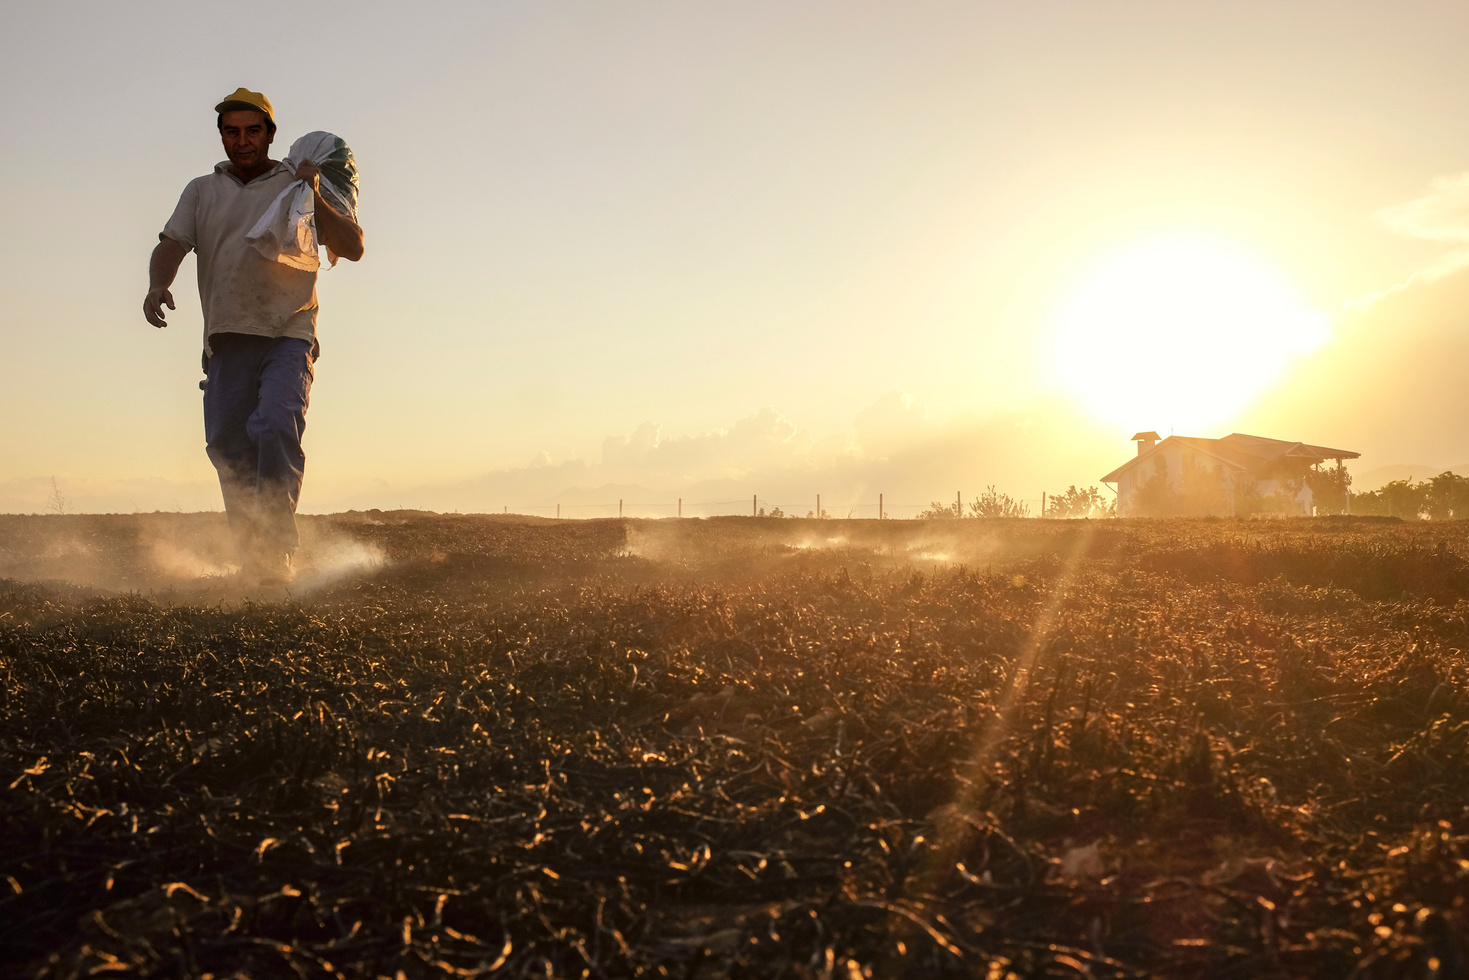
[295,160,365,262]
[145,236,188,328]
[294,160,321,194]
[144,286,175,328]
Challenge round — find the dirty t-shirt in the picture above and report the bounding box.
[161,161,318,357]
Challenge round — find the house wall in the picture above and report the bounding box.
[1117,469,1137,517]
[1115,448,1316,517]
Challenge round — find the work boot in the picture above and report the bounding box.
[242,550,294,586]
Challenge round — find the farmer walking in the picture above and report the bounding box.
[143,89,364,584]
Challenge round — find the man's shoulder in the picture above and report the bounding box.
[177,166,228,196]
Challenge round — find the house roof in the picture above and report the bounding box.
[1100,432,1359,484]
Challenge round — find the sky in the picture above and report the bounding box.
[5,1,1469,515]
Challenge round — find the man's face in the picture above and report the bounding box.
[219,110,273,171]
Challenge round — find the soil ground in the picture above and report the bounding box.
[5,512,1469,978]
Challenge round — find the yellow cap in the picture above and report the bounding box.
[214,87,274,122]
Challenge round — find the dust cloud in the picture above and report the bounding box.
[1,511,1104,606]
[291,528,387,591]
[619,518,1057,576]
[0,513,388,597]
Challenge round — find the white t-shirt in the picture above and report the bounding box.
[162,161,318,356]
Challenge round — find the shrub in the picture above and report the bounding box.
[1044,485,1110,519]
[1235,477,1304,517]
[970,486,1030,519]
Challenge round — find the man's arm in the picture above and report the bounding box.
[144,236,189,328]
[295,161,365,262]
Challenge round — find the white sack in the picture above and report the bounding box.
[246,131,359,272]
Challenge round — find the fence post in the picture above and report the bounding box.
[957,491,961,518]
[753,494,757,517]
[619,499,623,519]
[880,493,883,520]
[817,494,821,519]
[678,498,682,519]
[557,503,560,520]
[1041,492,1046,518]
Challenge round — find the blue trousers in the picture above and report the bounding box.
[203,334,315,555]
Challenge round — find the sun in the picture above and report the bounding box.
[1044,234,1330,433]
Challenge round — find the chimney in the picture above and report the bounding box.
[1130,431,1161,456]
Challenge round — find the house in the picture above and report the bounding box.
[1101,431,1360,518]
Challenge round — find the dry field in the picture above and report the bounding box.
[4,512,1469,978]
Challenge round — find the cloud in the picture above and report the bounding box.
[853,391,937,458]
[1377,173,1469,243]
[4,398,1127,518]
[298,395,1122,518]
[602,422,663,468]
[1356,172,1469,306]
[599,407,815,480]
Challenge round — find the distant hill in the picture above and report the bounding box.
[1353,464,1469,492]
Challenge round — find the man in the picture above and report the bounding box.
[143,88,364,584]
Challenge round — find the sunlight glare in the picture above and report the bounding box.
[1045,235,1330,432]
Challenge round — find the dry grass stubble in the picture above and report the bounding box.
[3,513,1469,977]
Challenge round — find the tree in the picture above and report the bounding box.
[1424,471,1469,520]
[1351,479,1427,519]
[1305,463,1352,515]
[1380,479,1427,519]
